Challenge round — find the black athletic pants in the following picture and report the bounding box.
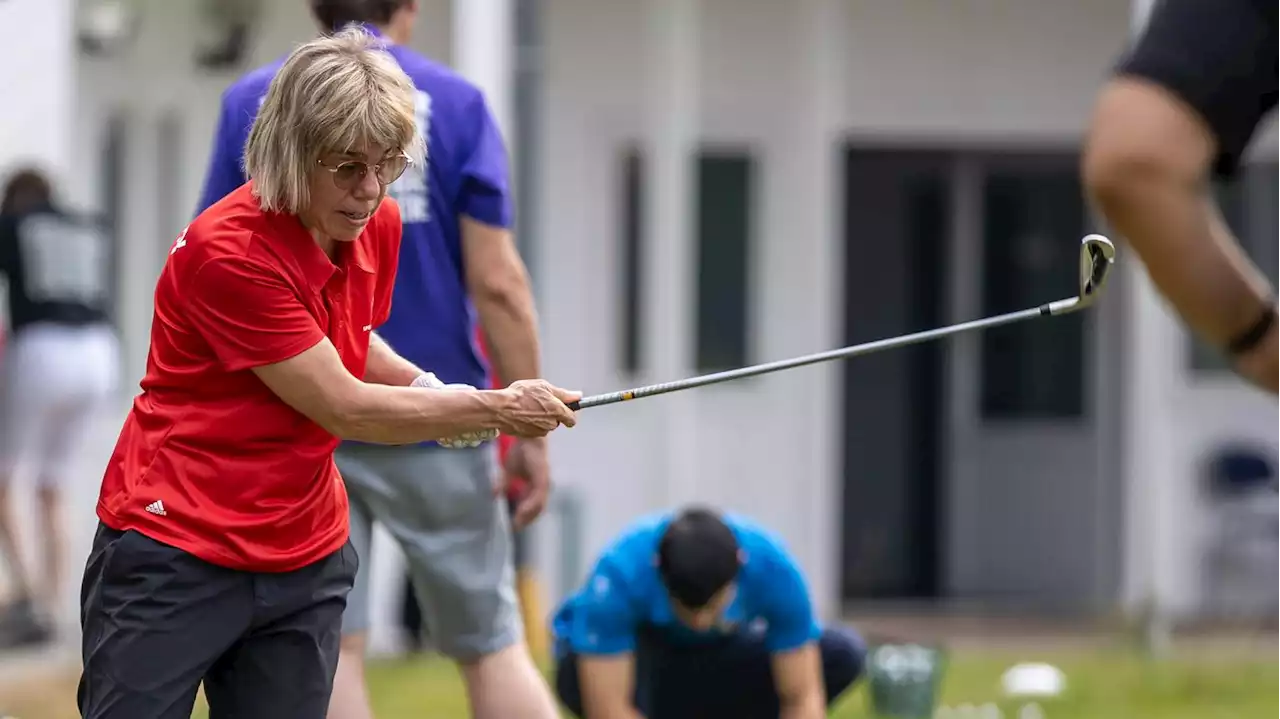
[555,624,866,719]
[77,523,357,719]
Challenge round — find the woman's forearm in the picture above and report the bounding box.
[334,382,514,444]
[364,331,424,386]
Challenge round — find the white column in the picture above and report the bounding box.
[453,0,515,140]
[643,0,699,507]
[1121,0,1182,654]
[789,0,846,622]
[0,0,76,185]
[0,0,75,333]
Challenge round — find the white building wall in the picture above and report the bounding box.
[1130,234,1279,620]
[538,0,848,620]
[0,0,77,184]
[539,0,1139,619]
[1,0,456,647]
[842,0,1128,140]
[1121,0,1278,622]
[0,0,1272,637]
[70,0,453,385]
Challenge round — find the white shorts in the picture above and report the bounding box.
[0,323,119,486]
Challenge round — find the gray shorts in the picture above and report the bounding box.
[335,442,521,660]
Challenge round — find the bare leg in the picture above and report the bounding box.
[461,642,561,719]
[326,631,376,719]
[0,479,33,605]
[34,483,64,614]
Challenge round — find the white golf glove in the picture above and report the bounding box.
[410,372,447,390]
[410,373,499,449]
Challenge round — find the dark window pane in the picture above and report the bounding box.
[980,168,1086,420]
[514,0,541,267]
[696,152,754,372]
[157,111,184,255]
[619,147,644,374]
[102,114,127,328]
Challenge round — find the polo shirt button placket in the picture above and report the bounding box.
[331,289,346,358]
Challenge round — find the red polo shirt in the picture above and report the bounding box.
[96,183,401,572]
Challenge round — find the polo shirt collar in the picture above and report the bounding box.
[263,207,376,293]
[343,232,377,275]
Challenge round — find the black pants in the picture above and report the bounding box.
[77,523,357,719]
[555,625,866,719]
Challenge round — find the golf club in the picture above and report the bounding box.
[565,234,1116,412]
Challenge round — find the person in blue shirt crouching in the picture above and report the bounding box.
[552,507,866,718]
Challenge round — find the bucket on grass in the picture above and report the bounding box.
[864,641,947,718]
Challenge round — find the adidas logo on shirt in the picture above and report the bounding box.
[145,500,167,517]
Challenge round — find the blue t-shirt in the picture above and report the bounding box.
[551,512,822,657]
[195,25,511,392]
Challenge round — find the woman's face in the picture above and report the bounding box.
[300,144,408,244]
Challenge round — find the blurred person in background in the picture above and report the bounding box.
[0,167,118,650]
[1082,0,1278,393]
[551,507,867,719]
[196,2,559,718]
[397,338,536,659]
[80,28,576,718]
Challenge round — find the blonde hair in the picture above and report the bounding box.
[244,26,426,214]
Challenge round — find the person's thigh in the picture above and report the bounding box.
[552,650,585,717]
[655,626,869,717]
[0,329,57,476]
[341,442,521,660]
[552,648,655,718]
[202,540,358,719]
[77,524,251,719]
[31,396,98,487]
[638,631,774,719]
[817,625,869,702]
[39,326,120,480]
[4,325,116,482]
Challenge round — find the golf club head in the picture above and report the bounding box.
[1079,234,1116,305]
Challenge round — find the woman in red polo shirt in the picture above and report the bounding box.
[76,27,580,719]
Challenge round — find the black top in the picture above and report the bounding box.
[1116,0,1278,178]
[0,203,111,333]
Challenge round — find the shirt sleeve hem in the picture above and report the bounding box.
[221,330,327,373]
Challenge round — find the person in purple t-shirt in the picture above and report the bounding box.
[196,2,560,718]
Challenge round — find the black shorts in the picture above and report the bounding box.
[1115,0,1278,178]
[76,523,358,719]
[553,625,866,719]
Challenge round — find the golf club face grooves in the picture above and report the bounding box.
[568,235,1116,411]
[1079,234,1116,300]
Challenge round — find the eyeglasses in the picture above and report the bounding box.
[317,153,412,190]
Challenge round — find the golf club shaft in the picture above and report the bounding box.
[567,296,1087,411]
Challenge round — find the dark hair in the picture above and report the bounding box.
[309,0,412,32]
[657,506,741,608]
[1,167,53,215]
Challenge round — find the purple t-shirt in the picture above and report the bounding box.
[196,26,512,392]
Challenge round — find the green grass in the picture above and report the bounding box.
[180,646,1276,719]
[2,646,1274,718]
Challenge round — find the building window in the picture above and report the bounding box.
[101,113,127,328]
[696,151,754,372]
[616,147,757,374]
[513,0,541,273]
[618,146,644,375]
[979,168,1087,420]
[156,110,184,257]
